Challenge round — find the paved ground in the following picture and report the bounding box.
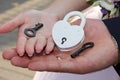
[0,0,26,50]
[0,0,54,80]
[0,0,26,13]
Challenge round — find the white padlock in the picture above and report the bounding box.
[52,11,86,51]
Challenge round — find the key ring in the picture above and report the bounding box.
[24,23,43,37]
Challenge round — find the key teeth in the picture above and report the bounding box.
[34,23,43,30]
[37,23,43,26]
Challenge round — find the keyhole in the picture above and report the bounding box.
[61,37,67,44]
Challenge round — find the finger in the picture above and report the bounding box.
[11,56,30,68]
[28,54,94,73]
[0,14,24,33]
[35,36,46,53]
[17,36,27,56]
[28,48,98,74]
[45,37,55,54]
[25,38,36,57]
[2,48,17,60]
[16,24,28,56]
[28,53,79,73]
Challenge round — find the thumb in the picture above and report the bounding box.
[0,15,24,33]
[2,48,17,60]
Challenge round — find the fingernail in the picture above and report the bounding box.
[29,54,33,57]
[36,50,40,54]
[18,52,24,57]
[17,49,24,56]
[19,54,24,57]
[45,51,50,54]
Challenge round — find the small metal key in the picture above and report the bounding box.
[71,42,94,58]
[24,23,43,37]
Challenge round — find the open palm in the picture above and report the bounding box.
[0,10,59,57]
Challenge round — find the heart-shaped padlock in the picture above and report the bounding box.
[52,11,86,51]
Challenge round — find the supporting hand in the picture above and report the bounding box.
[2,19,118,74]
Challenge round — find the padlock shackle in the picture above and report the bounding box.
[63,11,86,29]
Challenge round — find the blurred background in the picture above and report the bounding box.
[0,0,54,80]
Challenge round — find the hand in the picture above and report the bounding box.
[0,10,59,56]
[2,19,119,74]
